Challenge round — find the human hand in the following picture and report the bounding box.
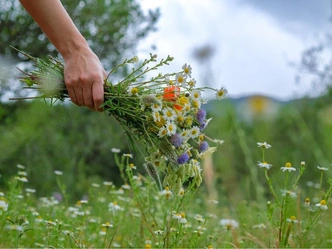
[63,48,106,112]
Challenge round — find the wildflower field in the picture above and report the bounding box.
[1,54,332,248]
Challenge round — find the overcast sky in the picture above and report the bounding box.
[138,0,332,100]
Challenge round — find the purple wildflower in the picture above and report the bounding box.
[199,141,209,153]
[177,152,190,164]
[199,122,207,131]
[196,109,207,124]
[171,133,183,148]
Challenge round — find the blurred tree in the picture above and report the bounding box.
[0,0,159,98]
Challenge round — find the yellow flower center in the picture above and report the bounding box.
[217,90,225,97]
[320,200,326,205]
[305,197,310,203]
[177,116,184,123]
[184,68,189,74]
[181,213,185,218]
[178,96,189,105]
[166,110,173,117]
[285,162,292,168]
[178,77,184,83]
[290,215,296,221]
[131,87,138,95]
[192,100,199,108]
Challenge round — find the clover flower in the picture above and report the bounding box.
[171,133,183,147]
[177,152,190,164]
[199,141,209,153]
[196,109,207,124]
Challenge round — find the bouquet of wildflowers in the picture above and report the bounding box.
[13,50,227,193]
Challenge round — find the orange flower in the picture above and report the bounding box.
[163,86,182,110]
[163,86,180,102]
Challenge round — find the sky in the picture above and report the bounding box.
[138,0,332,100]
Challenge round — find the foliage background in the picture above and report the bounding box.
[1,0,332,206]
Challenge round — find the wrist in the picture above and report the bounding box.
[58,34,91,60]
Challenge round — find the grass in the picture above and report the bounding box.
[1,144,332,248]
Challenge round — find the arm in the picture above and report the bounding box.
[19,0,106,111]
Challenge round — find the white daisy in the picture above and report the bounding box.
[182,63,192,77]
[215,87,228,99]
[151,101,162,112]
[158,127,167,138]
[175,73,186,87]
[317,166,328,171]
[166,121,177,136]
[257,142,271,149]
[163,107,177,122]
[316,200,328,210]
[152,111,161,122]
[189,126,200,139]
[191,90,201,101]
[258,161,272,169]
[220,218,239,230]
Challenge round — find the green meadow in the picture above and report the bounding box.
[1,93,331,248]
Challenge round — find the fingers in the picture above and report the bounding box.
[65,75,104,112]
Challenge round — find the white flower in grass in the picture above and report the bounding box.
[166,121,177,136]
[108,201,123,212]
[111,148,121,153]
[91,183,100,188]
[102,222,113,228]
[281,162,296,172]
[281,189,297,198]
[189,126,200,139]
[15,176,28,182]
[173,213,187,223]
[154,230,164,235]
[286,216,299,223]
[18,171,28,176]
[220,218,239,230]
[316,200,328,210]
[0,199,8,211]
[258,161,272,169]
[17,164,25,170]
[257,142,271,149]
[165,76,174,85]
[317,166,328,171]
[182,63,192,78]
[163,107,176,122]
[175,73,186,87]
[123,153,133,158]
[54,170,63,175]
[103,181,113,186]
